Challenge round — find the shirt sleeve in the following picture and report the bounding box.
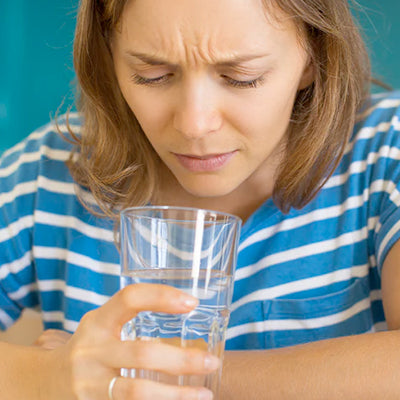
[0,136,42,329]
[371,94,400,273]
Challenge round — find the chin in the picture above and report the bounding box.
[179,178,238,199]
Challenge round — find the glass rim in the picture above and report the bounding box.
[120,205,242,224]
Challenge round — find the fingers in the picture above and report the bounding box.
[67,284,210,400]
[99,340,220,375]
[112,376,214,400]
[95,284,198,332]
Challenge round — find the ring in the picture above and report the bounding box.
[108,376,118,400]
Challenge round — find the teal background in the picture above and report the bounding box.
[0,1,77,153]
[0,0,399,153]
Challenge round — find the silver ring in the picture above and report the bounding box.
[108,376,118,400]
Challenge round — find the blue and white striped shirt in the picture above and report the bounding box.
[1,92,400,350]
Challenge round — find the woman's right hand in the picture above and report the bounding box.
[44,284,219,400]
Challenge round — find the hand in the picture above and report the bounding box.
[43,284,219,400]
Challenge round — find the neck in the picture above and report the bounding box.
[154,169,276,224]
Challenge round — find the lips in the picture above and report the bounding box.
[174,151,236,172]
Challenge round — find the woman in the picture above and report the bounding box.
[1,0,400,398]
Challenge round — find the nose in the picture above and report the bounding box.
[173,79,222,139]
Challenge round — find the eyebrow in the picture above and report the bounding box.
[124,50,270,67]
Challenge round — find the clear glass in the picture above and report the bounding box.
[120,206,242,398]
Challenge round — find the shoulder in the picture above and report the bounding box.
[0,113,82,185]
[352,91,400,144]
[338,91,400,169]
[1,112,82,167]
[357,91,400,120]
[319,91,400,207]
[0,113,84,220]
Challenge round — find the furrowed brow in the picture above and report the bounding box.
[125,51,176,67]
[124,50,270,67]
[215,54,270,67]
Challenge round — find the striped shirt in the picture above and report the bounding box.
[1,91,400,350]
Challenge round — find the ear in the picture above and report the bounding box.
[298,58,315,90]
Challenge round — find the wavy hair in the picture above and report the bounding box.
[66,0,371,217]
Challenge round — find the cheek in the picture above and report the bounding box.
[112,59,171,135]
[227,90,294,138]
[123,89,172,137]
[245,75,299,128]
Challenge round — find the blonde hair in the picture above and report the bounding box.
[66,0,370,217]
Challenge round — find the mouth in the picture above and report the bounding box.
[173,151,237,172]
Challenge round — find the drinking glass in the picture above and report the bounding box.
[120,206,241,398]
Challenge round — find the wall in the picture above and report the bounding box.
[0,0,76,153]
[356,0,400,89]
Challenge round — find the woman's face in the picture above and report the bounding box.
[111,0,313,199]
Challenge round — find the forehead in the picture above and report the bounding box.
[115,0,303,62]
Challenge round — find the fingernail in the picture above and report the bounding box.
[204,354,220,371]
[198,387,214,400]
[181,296,198,308]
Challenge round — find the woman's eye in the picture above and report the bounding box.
[223,75,265,89]
[130,73,265,89]
[130,73,172,86]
